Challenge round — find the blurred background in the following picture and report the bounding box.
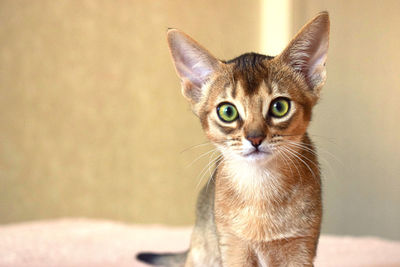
[0,0,399,241]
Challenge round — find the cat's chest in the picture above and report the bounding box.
[214,165,302,242]
[215,191,299,242]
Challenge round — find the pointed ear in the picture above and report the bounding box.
[167,29,221,104]
[279,12,330,93]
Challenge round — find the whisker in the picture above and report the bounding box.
[283,145,319,168]
[185,147,219,168]
[196,154,223,190]
[274,148,294,177]
[283,139,343,166]
[180,141,212,153]
[207,149,220,177]
[276,147,303,179]
[278,133,338,143]
[282,141,319,156]
[279,146,317,179]
[206,157,224,192]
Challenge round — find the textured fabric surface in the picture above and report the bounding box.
[0,219,399,267]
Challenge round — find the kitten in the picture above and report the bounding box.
[137,11,329,267]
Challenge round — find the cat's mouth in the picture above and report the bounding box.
[243,148,272,160]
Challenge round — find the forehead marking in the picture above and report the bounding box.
[226,53,272,97]
[271,81,280,94]
[231,81,237,99]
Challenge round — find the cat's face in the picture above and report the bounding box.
[197,55,315,163]
[167,12,329,164]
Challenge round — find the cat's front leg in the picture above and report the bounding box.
[256,236,318,267]
[218,232,258,267]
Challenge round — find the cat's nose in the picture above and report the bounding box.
[246,135,265,148]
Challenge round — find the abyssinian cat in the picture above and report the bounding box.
[138,12,330,267]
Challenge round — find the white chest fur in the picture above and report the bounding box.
[217,160,302,242]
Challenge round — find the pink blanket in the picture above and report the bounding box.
[0,219,399,267]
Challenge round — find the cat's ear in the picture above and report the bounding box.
[167,29,222,104]
[279,12,330,94]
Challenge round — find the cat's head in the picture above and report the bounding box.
[167,12,329,164]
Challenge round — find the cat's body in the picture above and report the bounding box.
[137,12,329,267]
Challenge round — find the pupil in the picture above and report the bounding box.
[275,102,283,112]
[225,106,233,117]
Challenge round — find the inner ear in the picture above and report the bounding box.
[278,12,330,93]
[167,29,222,104]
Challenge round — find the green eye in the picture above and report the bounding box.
[217,103,239,123]
[269,98,290,118]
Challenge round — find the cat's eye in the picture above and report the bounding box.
[217,102,239,123]
[269,98,290,118]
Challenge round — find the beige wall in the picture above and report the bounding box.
[293,0,400,240]
[1,0,399,240]
[0,1,261,225]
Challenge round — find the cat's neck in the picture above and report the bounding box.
[216,134,319,202]
[218,155,288,201]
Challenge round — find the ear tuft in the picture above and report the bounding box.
[280,12,330,93]
[167,29,221,103]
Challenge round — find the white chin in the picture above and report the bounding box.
[244,151,271,162]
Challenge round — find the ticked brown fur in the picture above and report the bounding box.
[137,12,329,267]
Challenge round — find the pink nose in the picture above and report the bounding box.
[247,136,264,148]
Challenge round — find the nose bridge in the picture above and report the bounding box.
[245,116,266,138]
[244,114,266,148]
[244,99,267,138]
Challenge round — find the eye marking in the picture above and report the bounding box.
[217,102,239,123]
[269,97,291,118]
